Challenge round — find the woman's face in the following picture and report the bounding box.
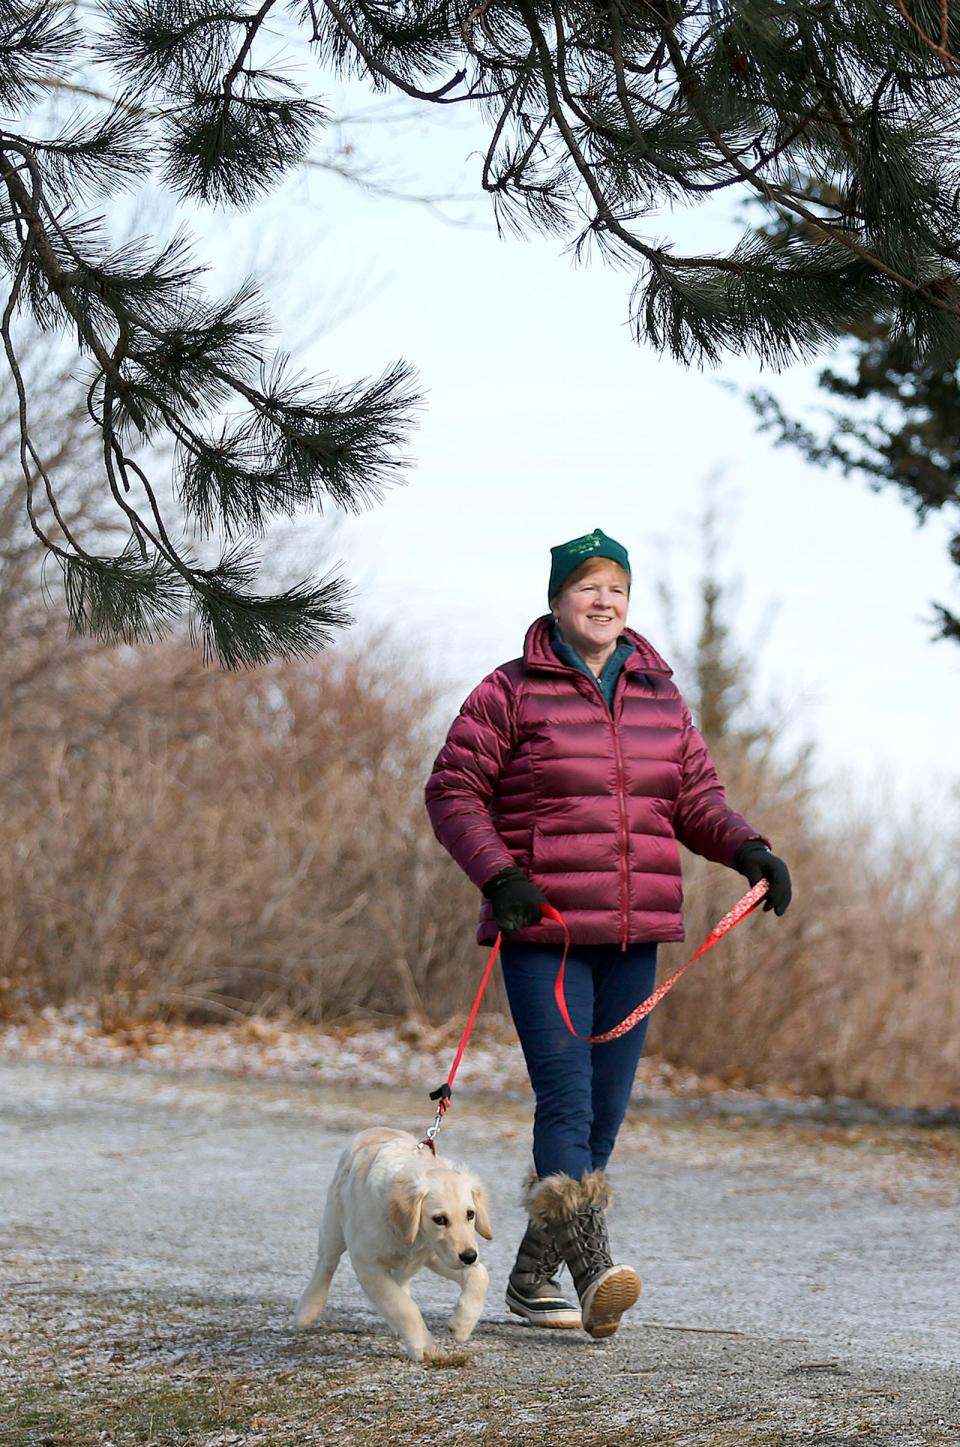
[553,562,629,656]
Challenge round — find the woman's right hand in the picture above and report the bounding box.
[481,867,548,936]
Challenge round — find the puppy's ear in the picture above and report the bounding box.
[388,1179,427,1247]
[471,1182,493,1241]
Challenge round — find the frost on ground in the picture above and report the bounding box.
[0,1008,738,1101]
[1,1046,959,1447]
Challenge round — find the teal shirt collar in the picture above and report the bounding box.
[550,624,635,711]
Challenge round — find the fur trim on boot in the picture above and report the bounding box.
[527,1169,612,1227]
[519,1165,538,1208]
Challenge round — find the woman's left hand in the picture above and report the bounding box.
[734,841,792,916]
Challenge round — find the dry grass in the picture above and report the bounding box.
[0,627,957,1109]
[1,1279,901,1447]
[0,640,485,1027]
[649,746,960,1109]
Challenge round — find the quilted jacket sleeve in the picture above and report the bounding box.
[674,702,769,866]
[424,669,519,890]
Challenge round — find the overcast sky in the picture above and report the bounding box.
[190,84,960,817]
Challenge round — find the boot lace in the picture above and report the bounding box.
[522,1220,564,1284]
[534,1227,564,1283]
[573,1206,613,1279]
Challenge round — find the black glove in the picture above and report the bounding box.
[733,840,792,916]
[482,866,548,936]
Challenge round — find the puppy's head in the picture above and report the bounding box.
[393,1167,492,1270]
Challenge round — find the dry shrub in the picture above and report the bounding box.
[1,629,958,1107]
[647,744,960,1109]
[0,639,483,1024]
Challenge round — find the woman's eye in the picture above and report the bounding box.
[432,1214,449,1227]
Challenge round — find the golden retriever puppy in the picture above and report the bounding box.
[294,1127,493,1362]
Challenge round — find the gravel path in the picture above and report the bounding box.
[2,1059,959,1446]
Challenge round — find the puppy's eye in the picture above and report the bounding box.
[432,1214,449,1227]
[466,1209,475,1221]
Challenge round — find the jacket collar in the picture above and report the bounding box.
[522,614,673,677]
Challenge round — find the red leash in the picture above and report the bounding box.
[418,879,768,1149]
[418,931,505,1152]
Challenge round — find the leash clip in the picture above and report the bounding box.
[417,1082,451,1153]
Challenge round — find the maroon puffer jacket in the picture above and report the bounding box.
[425,616,767,946]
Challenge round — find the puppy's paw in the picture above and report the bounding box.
[448,1320,476,1345]
[405,1334,438,1363]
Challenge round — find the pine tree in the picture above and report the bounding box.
[0,1,421,666]
[747,177,960,645]
[5,2,960,660]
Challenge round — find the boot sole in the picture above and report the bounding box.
[505,1288,582,1329]
[581,1265,641,1339]
[507,1302,583,1329]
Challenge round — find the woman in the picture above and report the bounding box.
[425,528,791,1340]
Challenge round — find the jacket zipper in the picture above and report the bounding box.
[609,692,630,952]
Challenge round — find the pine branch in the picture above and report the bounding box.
[310,0,960,363]
[190,548,354,667]
[177,432,288,537]
[32,76,477,217]
[931,601,960,643]
[62,543,186,646]
[106,276,269,432]
[164,89,327,204]
[177,360,418,536]
[23,104,154,203]
[251,359,420,508]
[0,2,80,109]
[95,0,241,92]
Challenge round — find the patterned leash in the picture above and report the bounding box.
[548,878,769,1042]
[418,877,769,1149]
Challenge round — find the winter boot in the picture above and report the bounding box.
[505,1211,582,1329]
[528,1170,640,1339]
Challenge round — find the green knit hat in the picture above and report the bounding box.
[548,528,631,602]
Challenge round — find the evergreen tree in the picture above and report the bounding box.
[0,1,421,666]
[747,179,960,644]
[4,2,960,660]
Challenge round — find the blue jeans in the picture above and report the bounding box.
[500,941,658,1181]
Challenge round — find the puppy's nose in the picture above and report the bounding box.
[459,1248,478,1265]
